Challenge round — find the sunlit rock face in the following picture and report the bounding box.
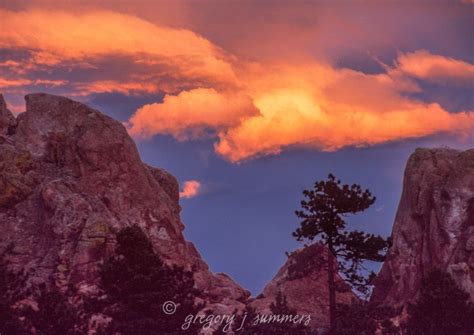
[0,93,249,310]
[251,243,355,333]
[372,148,474,306]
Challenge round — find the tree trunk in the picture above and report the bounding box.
[327,240,336,334]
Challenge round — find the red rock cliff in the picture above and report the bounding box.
[372,148,474,306]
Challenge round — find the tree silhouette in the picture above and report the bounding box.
[335,301,399,335]
[0,249,82,335]
[406,268,474,335]
[99,225,201,335]
[293,174,390,333]
[28,285,83,335]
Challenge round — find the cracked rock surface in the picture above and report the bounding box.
[372,148,474,306]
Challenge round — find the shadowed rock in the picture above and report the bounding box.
[0,94,16,136]
[251,243,355,333]
[372,148,474,306]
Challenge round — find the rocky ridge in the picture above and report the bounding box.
[0,93,249,320]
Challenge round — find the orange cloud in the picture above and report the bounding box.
[0,77,33,88]
[0,60,21,67]
[128,61,474,162]
[179,180,201,199]
[128,88,257,140]
[0,77,68,89]
[216,96,474,162]
[76,81,159,96]
[34,79,68,87]
[0,9,237,86]
[216,64,474,162]
[396,50,474,85]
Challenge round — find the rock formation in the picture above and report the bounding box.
[251,243,355,333]
[0,95,16,136]
[0,93,249,317]
[372,148,474,307]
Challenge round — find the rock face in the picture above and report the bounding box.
[251,243,355,333]
[0,93,249,313]
[0,94,16,136]
[372,148,474,306]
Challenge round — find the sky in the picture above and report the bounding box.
[0,0,473,294]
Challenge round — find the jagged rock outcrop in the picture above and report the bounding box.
[0,94,16,136]
[372,148,474,307]
[251,243,355,333]
[0,93,249,315]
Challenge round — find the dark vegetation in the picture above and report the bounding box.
[334,301,399,335]
[0,225,201,335]
[215,292,311,335]
[405,268,474,335]
[0,250,29,335]
[93,225,202,334]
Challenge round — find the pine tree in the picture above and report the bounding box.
[0,249,81,335]
[29,285,83,335]
[99,225,201,335]
[406,268,474,335]
[293,174,391,333]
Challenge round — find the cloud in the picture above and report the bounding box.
[128,61,474,162]
[76,81,159,96]
[0,8,237,93]
[34,79,68,87]
[0,77,32,88]
[0,60,22,67]
[128,88,257,140]
[179,180,201,199]
[0,76,69,93]
[395,50,474,86]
